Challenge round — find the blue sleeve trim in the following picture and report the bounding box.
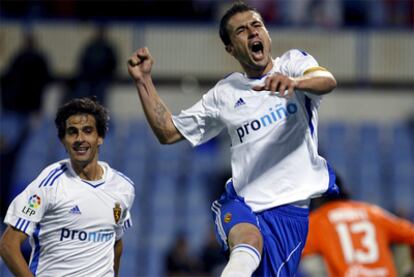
[47,168,67,186]
[122,219,132,231]
[29,223,41,275]
[14,217,31,234]
[304,96,314,136]
[38,164,67,187]
[115,170,135,187]
[323,162,339,196]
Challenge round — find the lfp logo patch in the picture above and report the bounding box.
[22,194,41,216]
[28,195,41,209]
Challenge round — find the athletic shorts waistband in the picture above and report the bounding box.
[260,204,309,218]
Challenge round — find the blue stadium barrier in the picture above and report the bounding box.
[119,223,140,277]
[143,176,178,277]
[355,123,384,206]
[320,122,358,191]
[178,144,218,253]
[10,117,55,199]
[0,111,28,148]
[146,246,167,277]
[321,122,349,171]
[183,171,211,255]
[389,122,414,215]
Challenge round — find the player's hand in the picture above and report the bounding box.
[127,47,154,83]
[252,73,297,98]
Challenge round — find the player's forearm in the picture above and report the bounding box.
[113,239,123,277]
[294,71,337,95]
[0,243,33,277]
[387,218,414,244]
[135,77,183,144]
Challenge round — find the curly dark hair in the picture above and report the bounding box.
[219,1,261,46]
[55,96,109,139]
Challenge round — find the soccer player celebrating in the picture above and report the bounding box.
[302,175,414,277]
[127,2,336,276]
[0,97,135,276]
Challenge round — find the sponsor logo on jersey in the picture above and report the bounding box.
[235,102,298,143]
[224,213,232,223]
[22,194,41,216]
[234,98,246,108]
[69,205,82,215]
[113,203,122,224]
[60,228,114,242]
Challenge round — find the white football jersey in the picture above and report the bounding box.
[173,49,336,212]
[4,159,135,277]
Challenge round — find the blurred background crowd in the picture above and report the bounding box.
[1,0,413,28]
[1,0,413,276]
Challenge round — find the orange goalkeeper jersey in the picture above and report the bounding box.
[302,200,414,277]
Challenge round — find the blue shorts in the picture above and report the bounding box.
[211,180,309,277]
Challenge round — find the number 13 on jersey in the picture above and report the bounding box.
[335,220,379,264]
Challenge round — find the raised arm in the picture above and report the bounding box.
[377,207,414,245]
[127,47,184,144]
[0,226,33,277]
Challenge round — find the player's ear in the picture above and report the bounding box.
[98,137,103,146]
[225,44,234,56]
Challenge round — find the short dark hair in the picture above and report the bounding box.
[55,97,109,139]
[219,1,260,46]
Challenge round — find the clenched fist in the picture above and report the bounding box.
[127,47,154,83]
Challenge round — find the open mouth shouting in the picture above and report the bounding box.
[250,40,264,61]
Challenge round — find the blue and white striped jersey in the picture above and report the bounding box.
[173,49,336,212]
[4,159,135,277]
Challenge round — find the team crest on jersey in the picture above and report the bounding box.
[113,203,122,223]
[224,212,232,223]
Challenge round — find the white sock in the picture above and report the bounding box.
[221,244,261,277]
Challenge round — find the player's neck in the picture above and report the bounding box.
[243,59,273,79]
[71,160,103,181]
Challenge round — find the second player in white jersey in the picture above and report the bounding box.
[172,49,336,212]
[4,159,135,276]
[0,97,135,277]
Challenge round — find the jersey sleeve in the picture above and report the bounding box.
[279,49,321,78]
[371,205,414,245]
[279,49,327,103]
[115,185,135,240]
[114,211,133,241]
[3,164,63,236]
[172,87,225,147]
